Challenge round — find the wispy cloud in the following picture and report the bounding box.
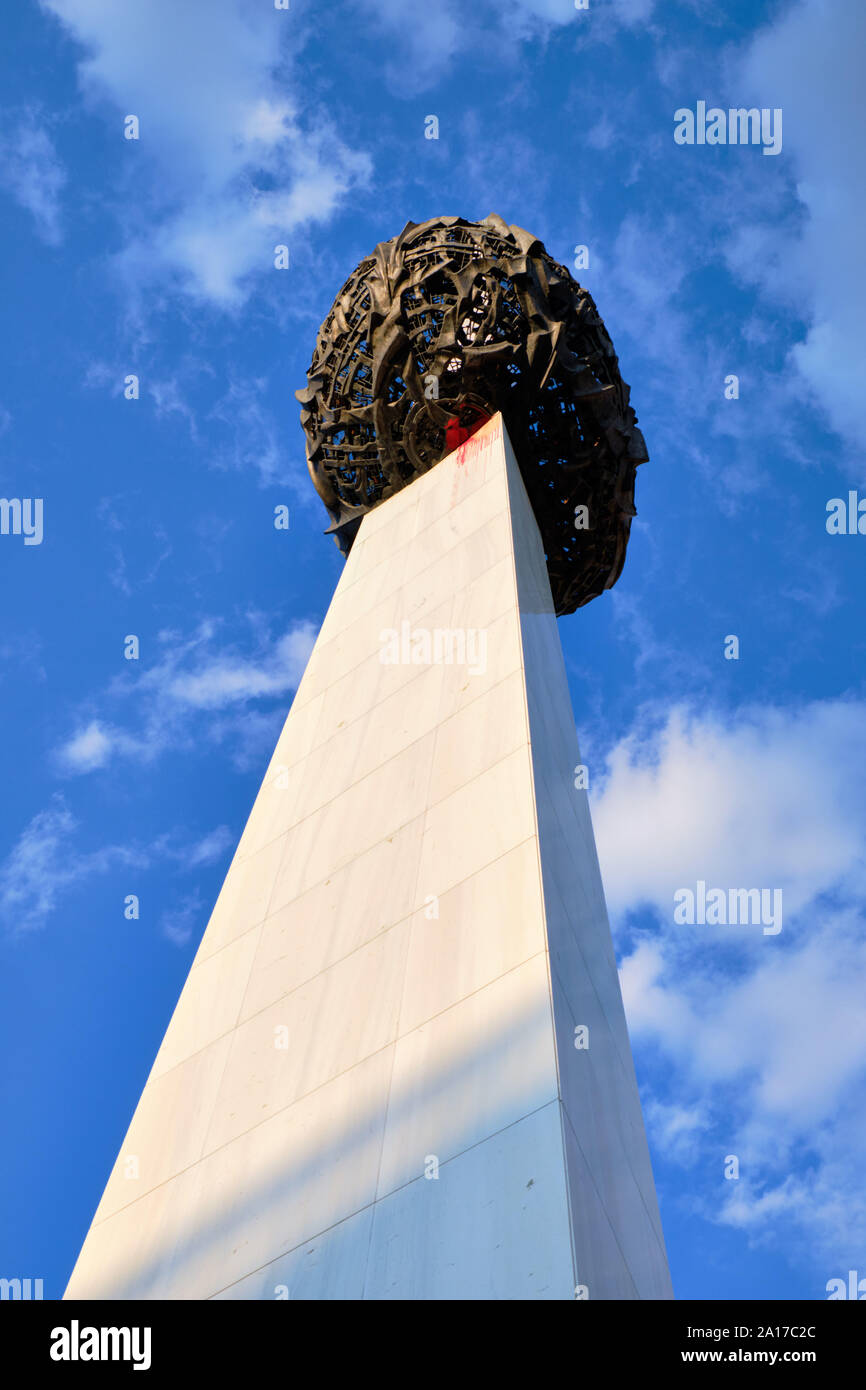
[208,376,306,490]
[731,0,866,450]
[39,0,371,307]
[593,698,866,1268]
[159,889,205,947]
[0,107,66,245]
[178,825,234,867]
[360,0,659,90]
[55,617,318,774]
[0,802,140,935]
[0,800,234,937]
[357,0,462,91]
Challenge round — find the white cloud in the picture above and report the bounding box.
[620,920,866,1127]
[730,0,866,447]
[619,909,866,1266]
[55,618,318,773]
[0,802,142,934]
[716,1106,866,1272]
[39,0,370,306]
[167,626,314,709]
[585,115,617,151]
[595,699,866,1266]
[358,0,658,91]
[594,699,866,923]
[0,108,66,244]
[517,0,656,26]
[0,801,234,936]
[58,720,115,772]
[160,889,205,947]
[57,718,158,773]
[357,0,462,90]
[183,825,234,867]
[610,0,656,25]
[207,376,304,489]
[643,1096,710,1166]
[147,378,200,440]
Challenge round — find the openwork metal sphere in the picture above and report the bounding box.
[296,213,647,615]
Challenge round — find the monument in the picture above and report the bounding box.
[65,215,673,1300]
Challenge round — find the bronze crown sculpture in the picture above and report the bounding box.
[296,213,647,615]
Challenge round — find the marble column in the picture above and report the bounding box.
[65,414,672,1300]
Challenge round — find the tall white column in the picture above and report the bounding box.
[65,414,672,1300]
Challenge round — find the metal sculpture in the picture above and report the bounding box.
[296,213,647,615]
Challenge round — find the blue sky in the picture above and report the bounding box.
[1,0,864,1300]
